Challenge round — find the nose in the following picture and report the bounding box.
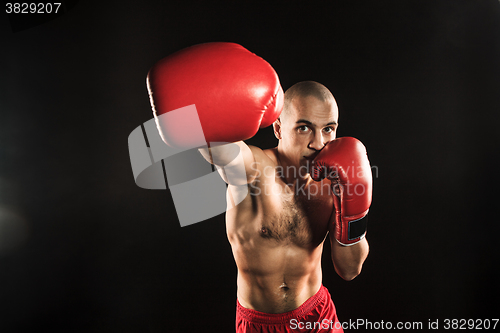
[308,131,327,151]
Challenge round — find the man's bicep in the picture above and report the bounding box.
[208,141,260,185]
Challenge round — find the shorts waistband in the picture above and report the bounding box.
[236,285,328,325]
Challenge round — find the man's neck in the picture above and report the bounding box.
[275,146,312,186]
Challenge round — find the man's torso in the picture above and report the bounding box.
[226,147,334,313]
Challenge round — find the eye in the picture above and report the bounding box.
[298,125,310,132]
[323,126,335,133]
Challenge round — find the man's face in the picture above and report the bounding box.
[274,95,339,169]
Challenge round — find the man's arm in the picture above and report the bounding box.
[330,229,369,281]
[199,141,259,186]
[199,142,267,210]
[311,137,373,280]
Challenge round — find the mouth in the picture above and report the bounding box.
[303,153,318,161]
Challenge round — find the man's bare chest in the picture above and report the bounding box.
[258,183,334,247]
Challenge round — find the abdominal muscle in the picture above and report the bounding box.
[233,238,325,313]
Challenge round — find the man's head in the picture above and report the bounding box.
[273,81,338,169]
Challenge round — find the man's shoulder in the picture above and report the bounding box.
[247,145,278,167]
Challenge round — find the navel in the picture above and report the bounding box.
[279,282,289,292]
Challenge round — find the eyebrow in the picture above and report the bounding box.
[296,119,338,126]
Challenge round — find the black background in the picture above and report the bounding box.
[1,1,499,332]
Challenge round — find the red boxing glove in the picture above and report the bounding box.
[311,137,372,246]
[147,42,284,149]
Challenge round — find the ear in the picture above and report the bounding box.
[273,118,282,140]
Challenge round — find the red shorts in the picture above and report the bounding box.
[236,285,344,333]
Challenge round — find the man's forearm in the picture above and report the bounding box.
[331,237,369,281]
[199,141,258,185]
[198,141,243,166]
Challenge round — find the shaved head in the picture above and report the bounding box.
[281,81,336,120]
[272,80,339,169]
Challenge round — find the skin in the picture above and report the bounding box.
[200,84,369,314]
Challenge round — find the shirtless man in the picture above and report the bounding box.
[147,43,372,332]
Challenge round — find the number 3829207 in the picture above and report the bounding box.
[6,3,62,14]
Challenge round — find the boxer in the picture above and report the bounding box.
[147,43,372,333]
